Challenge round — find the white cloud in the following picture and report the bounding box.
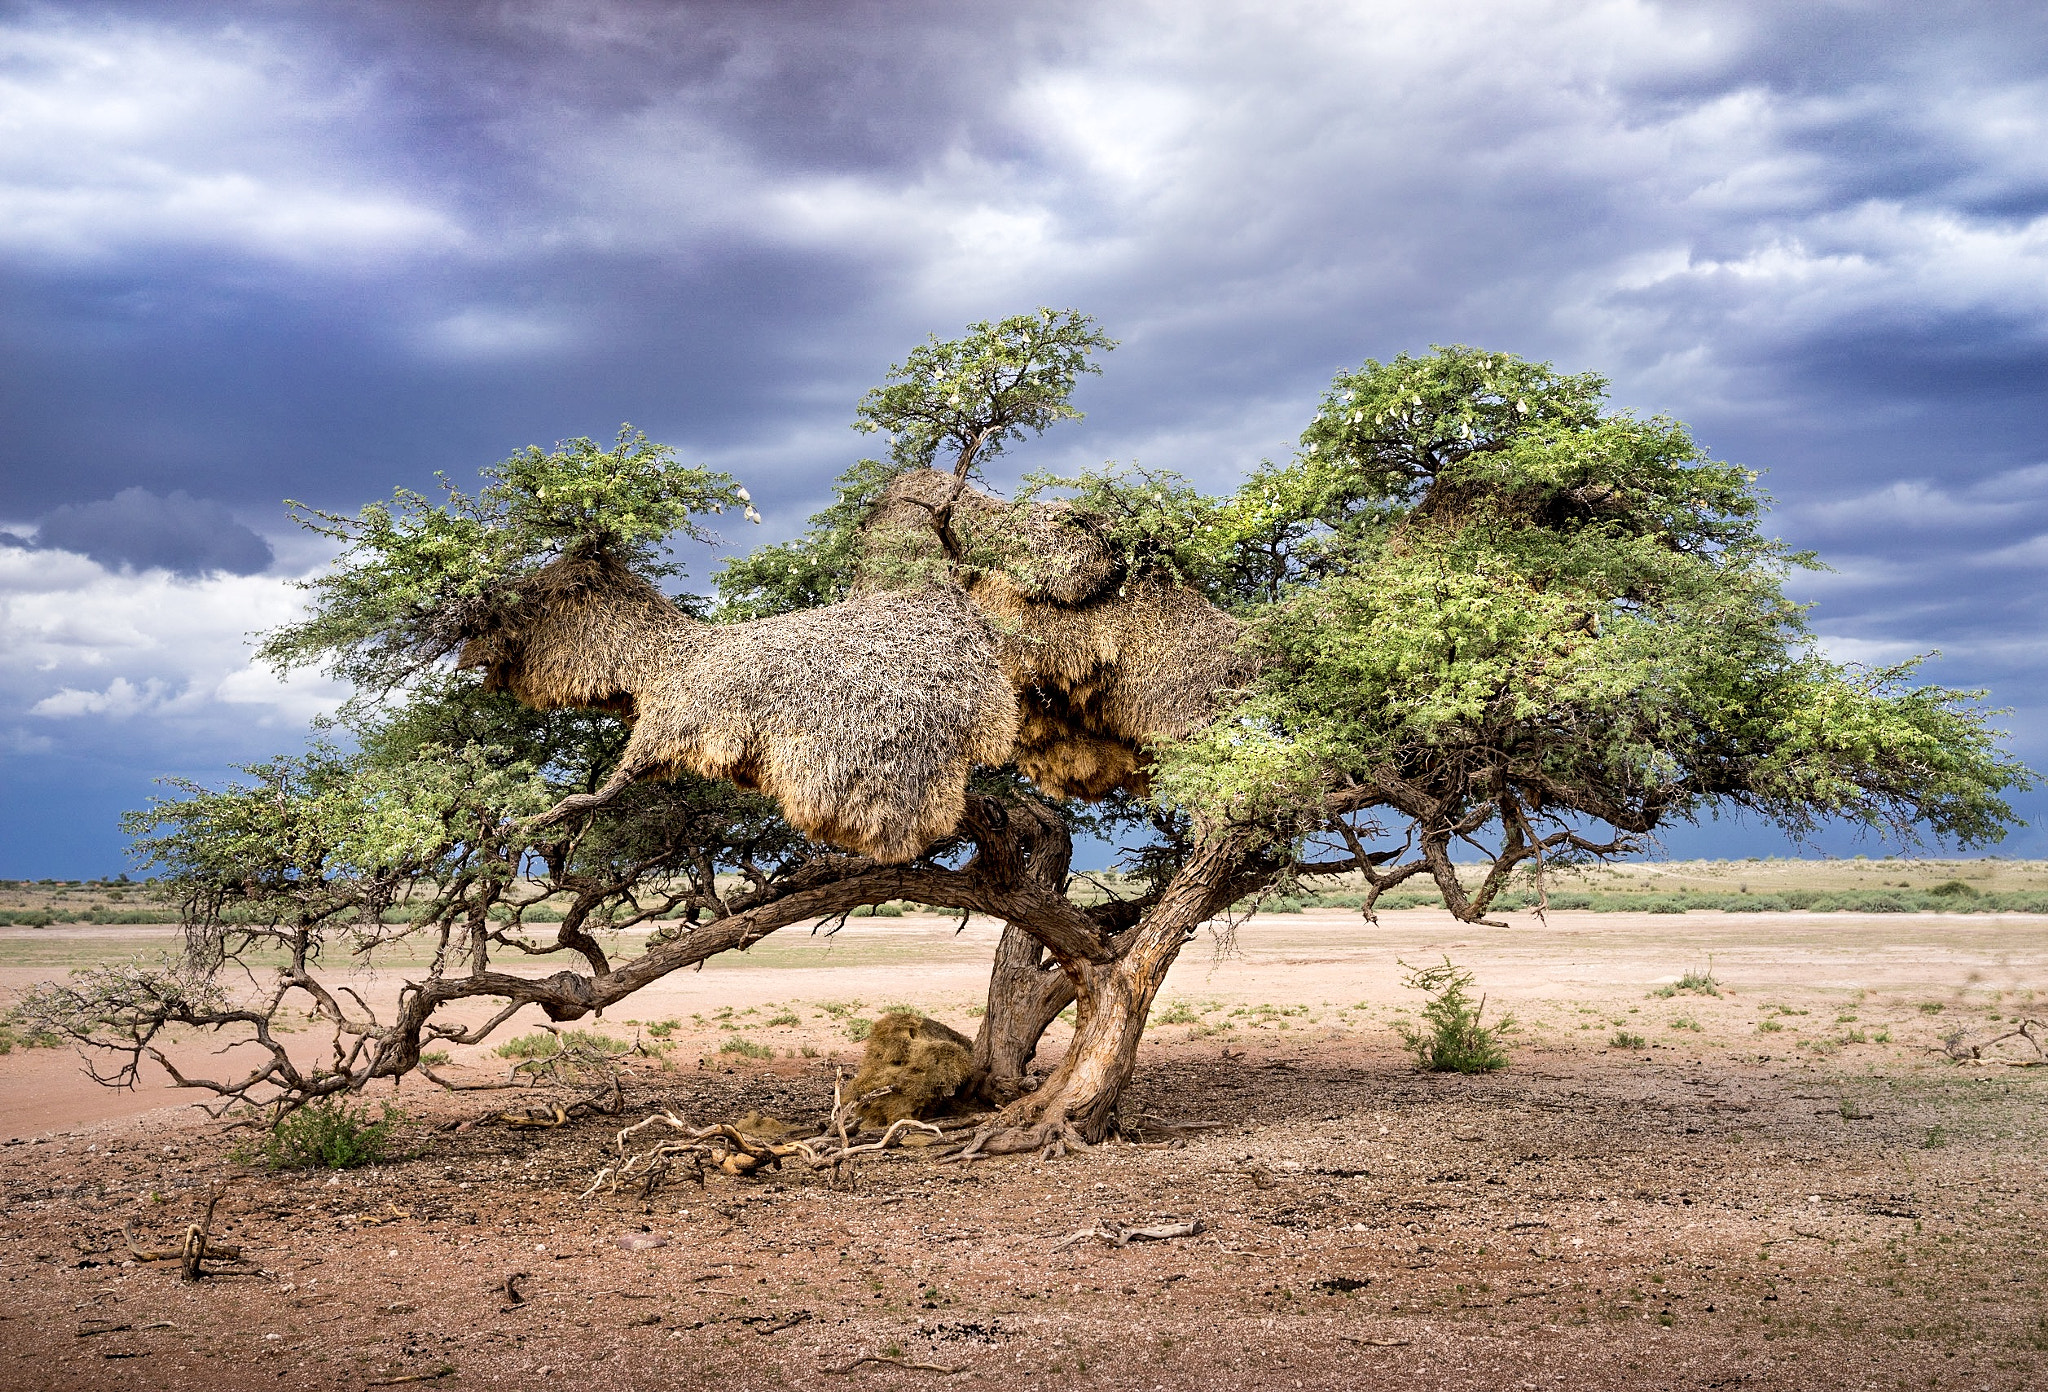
[0,542,343,734]
[0,23,462,264]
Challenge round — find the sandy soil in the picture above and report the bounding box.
[2,908,2045,1390]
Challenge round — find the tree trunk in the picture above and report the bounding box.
[965,830,1252,1154]
[971,922,1075,1099]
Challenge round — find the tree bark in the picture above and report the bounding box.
[971,922,1075,1099]
[966,829,1256,1152]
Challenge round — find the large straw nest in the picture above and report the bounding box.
[862,470,1250,798]
[845,1011,979,1127]
[457,549,1017,862]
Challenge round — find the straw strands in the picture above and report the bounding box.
[863,469,1249,798]
[457,550,1016,862]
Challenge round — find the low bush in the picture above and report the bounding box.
[493,1028,629,1059]
[244,1098,402,1170]
[717,1037,774,1059]
[1396,956,1512,1074]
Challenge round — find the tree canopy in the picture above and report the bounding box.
[27,326,2033,1146]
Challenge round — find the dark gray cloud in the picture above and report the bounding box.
[3,0,2048,870]
[12,488,273,576]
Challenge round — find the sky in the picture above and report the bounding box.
[2,0,2046,876]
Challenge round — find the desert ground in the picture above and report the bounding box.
[2,900,2045,1391]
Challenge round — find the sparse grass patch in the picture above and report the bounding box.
[1611,1031,1647,1049]
[0,1019,61,1054]
[718,1037,774,1060]
[844,1017,874,1042]
[765,1011,800,1027]
[1670,1016,1702,1032]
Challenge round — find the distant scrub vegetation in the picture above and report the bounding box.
[1233,886,2048,915]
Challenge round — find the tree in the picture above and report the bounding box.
[30,336,2031,1163]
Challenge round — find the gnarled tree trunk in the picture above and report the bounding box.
[971,922,1075,1100]
[964,829,1253,1154]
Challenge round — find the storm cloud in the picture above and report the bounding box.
[2,0,2046,872]
[10,487,273,576]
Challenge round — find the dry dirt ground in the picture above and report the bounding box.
[2,908,2046,1391]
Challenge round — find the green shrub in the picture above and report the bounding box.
[765,1011,800,1027]
[850,902,905,918]
[1928,879,1979,899]
[493,1028,628,1059]
[245,1098,402,1170]
[1652,963,1720,998]
[845,1017,874,1041]
[0,1021,61,1054]
[1611,1031,1647,1049]
[718,1037,774,1060]
[1154,1000,1201,1025]
[645,1018,679,1038]
[419,1049,451,1066]
[1395,956,1512,1073]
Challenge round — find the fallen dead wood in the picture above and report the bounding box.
[1932,1019,2045,1064]
[823,1355,966,1376]
[366,1367,455,1387]
[1054,1220,1204,1249]
[582,1103,943,1199]
[122,1219,242,1264]
[494,1103,570,1129]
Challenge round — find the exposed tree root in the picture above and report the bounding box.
[579,1100,948,1199]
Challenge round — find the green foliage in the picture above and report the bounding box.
[1610,1031,1647,1049]
[1395,956,1512,1073]
[717,1037,774,1059]
[716,309,1114,620]
[853,308,1114,477]
[1652,963,1720,997]
[0,1018,60,1054]
[260,426,746,690]
[493,1028,627,1060]
[1928,878,1979,898]
[1155,346,2031,915]
[243,1098,402,1171]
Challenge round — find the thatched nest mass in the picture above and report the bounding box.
[459,472,1246,860]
